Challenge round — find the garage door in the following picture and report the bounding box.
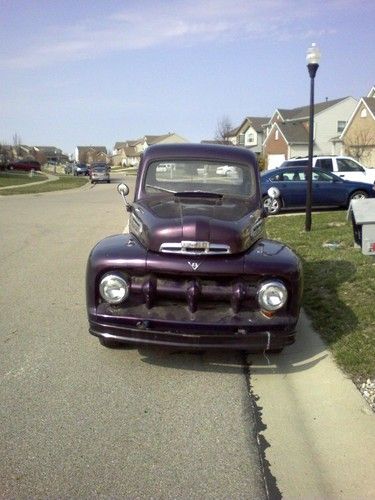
[267,154,285,169]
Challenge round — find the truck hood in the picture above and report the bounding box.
[129,194,264,254]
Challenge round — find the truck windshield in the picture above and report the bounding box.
[145,160,254,197]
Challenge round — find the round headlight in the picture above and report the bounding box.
[257,280,287,311]
[99,273,130,304]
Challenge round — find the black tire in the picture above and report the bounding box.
[349,190,368,204]
[107,180,110,183]
[263,195,282,215]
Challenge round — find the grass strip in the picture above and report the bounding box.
[0,175,88,195]
[0,172,48,187]
[266,211,375,380]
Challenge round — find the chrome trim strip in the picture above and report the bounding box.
[160,241,230,254]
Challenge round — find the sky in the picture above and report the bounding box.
[1,0,374,156]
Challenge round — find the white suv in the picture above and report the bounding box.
[279,156,375,184]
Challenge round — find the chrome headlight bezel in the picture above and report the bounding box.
[257,280,288,312]
[99,273,130,304]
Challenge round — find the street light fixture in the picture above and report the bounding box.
[305,42,321,232]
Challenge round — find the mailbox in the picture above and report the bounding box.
[349,199,375,255]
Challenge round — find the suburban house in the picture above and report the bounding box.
[339,86,375,167]
[75,146,109,165]
[0,144,67,165]
[227,116,270,156]
[262,96,358,168]
[112,140,141,168]
[112,133,189,167]
[33,146,65,164]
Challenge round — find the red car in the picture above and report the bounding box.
[9,160,41,172]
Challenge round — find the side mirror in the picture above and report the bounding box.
[267,186,280,199]
[117,183,129,196]
[117,183,131,211]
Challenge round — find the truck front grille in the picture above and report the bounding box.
[120,275,258,314]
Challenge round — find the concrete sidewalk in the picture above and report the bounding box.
[249,311,375,499]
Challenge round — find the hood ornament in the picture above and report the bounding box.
[188,261,200,271]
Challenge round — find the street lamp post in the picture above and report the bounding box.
[305,43,321,232]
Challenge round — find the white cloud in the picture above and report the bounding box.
[2,0,338,69]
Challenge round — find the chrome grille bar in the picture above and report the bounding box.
[160,241,230,254]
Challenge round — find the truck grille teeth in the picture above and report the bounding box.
[159,241,230,254]
[134,276,255,314]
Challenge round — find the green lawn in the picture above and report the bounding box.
[0,175,88,195]
[0,172,48,187]
[266,211,375,381]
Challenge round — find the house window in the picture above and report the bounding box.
[337,121,346,133]
[275,130,279,140]
[247,133,254,143]
[238,134,245,146]
[360,108,367,118]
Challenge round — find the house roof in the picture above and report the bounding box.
[228,124,242,136]
[34,146,62,154]
[250,117,270,132]
[276,97,351,122]
[229,117,270,136]
[115,133,181,151]
[278,122,309,144]
[363,97,375,118]
[264,121,308,146]
[76,146,107,152]
[201,140,233,145]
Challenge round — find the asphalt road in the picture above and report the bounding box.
[2,176,374,499]
[0,176,267,499]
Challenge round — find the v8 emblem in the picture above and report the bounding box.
[188,261,200,271]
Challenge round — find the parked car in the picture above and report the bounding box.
[74,163,89,176]
[261,165,375,215]
[86,143,303,352]
[156,163,175,173]
[90,164,110,183]
[279,156,375,184]
[216,165,237,176]
[8,160,41,172]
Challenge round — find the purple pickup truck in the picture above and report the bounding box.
[86,143,302,352]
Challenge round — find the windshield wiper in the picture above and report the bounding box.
[146,184,176,194]
[175,191,223,199]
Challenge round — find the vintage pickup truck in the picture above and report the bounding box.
[86,143,302,352]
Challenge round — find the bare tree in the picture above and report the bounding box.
[13,132,22,146]
[344,129,375,163]
[215,116,233,143]
[0,143,11,168]
[12,132,22,158]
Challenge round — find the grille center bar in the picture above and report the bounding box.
[160,241,230,254]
